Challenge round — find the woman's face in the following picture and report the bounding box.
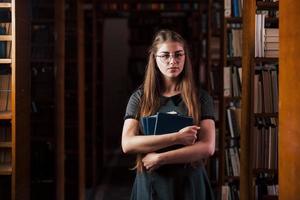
[155,41,185,80]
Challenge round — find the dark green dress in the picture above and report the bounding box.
[124,88,215,200]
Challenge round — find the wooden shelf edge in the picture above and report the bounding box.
[257,1,279,10]
[0,142,12,147]
[0,58,12,64]
[0,112,12,120]
[0,35,12,41]
[0,165,12,175]
[0,3,12,8]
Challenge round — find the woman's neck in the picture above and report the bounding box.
[162,78,180,97]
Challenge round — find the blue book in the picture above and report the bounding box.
[154,112,193,135]
[141,112,193,135]
[141,112,194,153]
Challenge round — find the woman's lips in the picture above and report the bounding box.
[167,67,179,70]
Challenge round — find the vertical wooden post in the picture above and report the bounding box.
[92,0,98,190]
[77,0,85,199]
[13,0,31,199]
[279,0,300,199]
[241,0,256,199]
[55,0,65,199]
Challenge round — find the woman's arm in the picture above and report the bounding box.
[142,119,215,171]
[121,118,199,154]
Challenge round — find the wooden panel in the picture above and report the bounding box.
[77,0,85,199]
[240,0,256,199]
[279,0,300,199]
[55,0,65,199]
[14,0,31,199]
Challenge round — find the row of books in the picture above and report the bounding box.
[0,74,11,112]
[226,103,241,138]
[255,13,279,58]
[252,117,278,170]
[0,23,11,35]
[225,147,240,177]
[31,46,54,60]
[255,184,278,199]
[211,2,222,32]
[100,2,200,12]
[32,24,54,44]
[0,125,10,142]
[0,41,11,58]
[224,66,242,98]
[210,36,221,60]
[254,173,278,198]
[253,65,278,114]
[221,184,240,200]
[0,10,11,22]
[225,0,243,18]
[0,22,11,59]
[0,149,11,165]
[227,29,243,58]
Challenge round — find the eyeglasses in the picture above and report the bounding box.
[155,52,185,63]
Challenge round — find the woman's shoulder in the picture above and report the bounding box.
[130,86,143,100]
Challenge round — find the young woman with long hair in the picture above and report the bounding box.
[122,29,216,200]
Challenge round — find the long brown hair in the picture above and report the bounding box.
[136,29,201,171]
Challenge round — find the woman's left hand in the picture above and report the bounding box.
[142,152,161,171]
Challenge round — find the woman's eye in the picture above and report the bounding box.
[175,53,183,58]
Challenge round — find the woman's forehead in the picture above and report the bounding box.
[156,42,184,53]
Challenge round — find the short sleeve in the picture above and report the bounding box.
[124,89,143,120]
[199,89,215,121]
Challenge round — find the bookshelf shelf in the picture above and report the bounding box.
[0,112,11,119]
[225,17,242,23]
[253,168,278,175]
[0,35,12,41]
[0,142,12,147]
[256,1,279,10]
[0,59,12,64]
[224,176,240,182]
[254,113,278,118]
[0,165,12,175]
[0,0,30,199]
[254,57,279,63]
[0,3,11,8]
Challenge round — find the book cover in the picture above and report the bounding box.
[141,112,193,135]
[154,112,193,135]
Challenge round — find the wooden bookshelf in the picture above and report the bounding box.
[219,0,243,199]
[0,0,31,200]
[242,0,279,199]
[30,0,56,199]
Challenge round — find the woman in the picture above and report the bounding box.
[122,29,216,200]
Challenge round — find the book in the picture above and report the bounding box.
[141,112,194,153]
[141,112,193,135]
[154,112,193,135]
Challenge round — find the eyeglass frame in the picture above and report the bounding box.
[155,52,185,63]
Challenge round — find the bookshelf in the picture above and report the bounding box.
[241,0,279,200]
[204,0,223,197]
[30,0,56,199]
[0,0,31,200]
[220,0,243,199]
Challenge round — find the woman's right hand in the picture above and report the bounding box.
[176,125,200,146]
